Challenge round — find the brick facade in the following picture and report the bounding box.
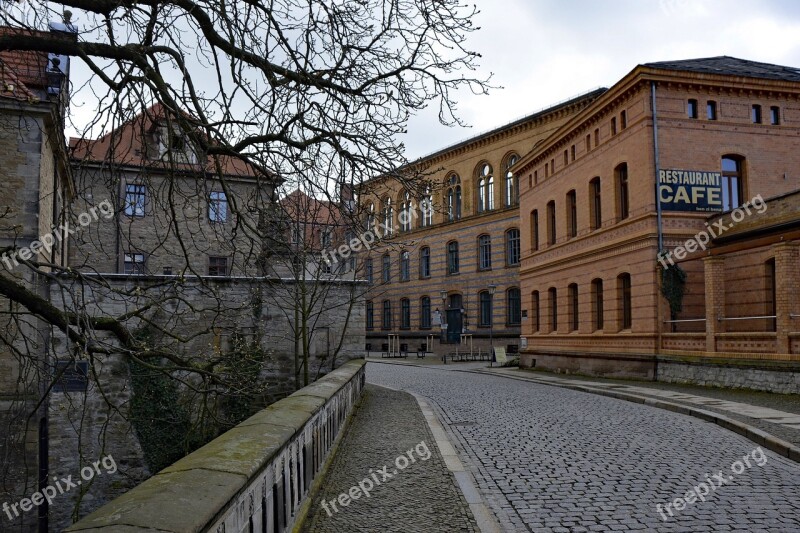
[513,58,800,377]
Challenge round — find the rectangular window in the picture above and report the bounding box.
[382,300,392,330]
[547,201,556,245]
[620,110,627,129]
[507,288,521,326]
[594,128,599,147]
[478,235,492,270]
[549,287,558,332]
[531,291,540,333]
[571,145,576,161]
[321,229,332,249]
[447,242,459,275]
[707,101,717,120]
[420,297,432,329]
[479,292,492,327]
[124,184,146,217]
[123,253,145,275]
[770,106,780,125]
[506,229,520,266]
[550,159,555,175]
[209,191,228,222]
[382,254,390,283]
[563,150,569,166]
[366,301,374,329]
[400,251,410,281]
[400,299,411,329]
[687,99,698,119]
[752,104,762,124]
[531,210,539,251]
[617,164,629,220]
[365,259,373,284]
[766,259,777,332]
[592,279,604,331]
[610,117,617,136]
[420,247,431,278]
[585,134,591,152]
[208,256,228,276]
[620,274,632,330]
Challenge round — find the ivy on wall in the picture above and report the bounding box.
[661,259,687,317]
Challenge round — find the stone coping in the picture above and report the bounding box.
[66,359,366,532]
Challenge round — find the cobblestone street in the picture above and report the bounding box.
[367,362,800,532]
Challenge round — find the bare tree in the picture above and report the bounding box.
[0,0,488,528]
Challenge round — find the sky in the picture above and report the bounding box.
[399,0,800,160]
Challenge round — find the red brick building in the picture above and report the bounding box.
[514,57,800,387]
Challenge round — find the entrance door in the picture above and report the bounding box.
[446,309,462,343]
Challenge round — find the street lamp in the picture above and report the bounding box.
[440,290,448,363]
[488,284,497,366]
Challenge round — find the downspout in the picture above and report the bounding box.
[651,81,663,381]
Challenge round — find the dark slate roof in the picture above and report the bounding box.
[643,56,800,83]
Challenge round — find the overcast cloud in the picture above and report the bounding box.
[400,0,800,160]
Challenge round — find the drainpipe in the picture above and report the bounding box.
[651,81,664,253]
[651,81,663,381]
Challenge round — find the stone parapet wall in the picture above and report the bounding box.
[65,359,366,532]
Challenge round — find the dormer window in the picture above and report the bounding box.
[150,123,199,164]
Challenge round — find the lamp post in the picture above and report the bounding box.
[440,289,448,363]
[488,284,497,366]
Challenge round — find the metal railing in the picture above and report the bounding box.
[717,315,777,322]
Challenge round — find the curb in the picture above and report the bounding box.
[470,368,800,465]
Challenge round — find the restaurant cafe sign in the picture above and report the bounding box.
[658,169,724,212]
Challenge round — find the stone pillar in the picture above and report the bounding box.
[704,256,726,354]
[774,242,799,355]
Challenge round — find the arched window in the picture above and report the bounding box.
[476,163,494,213]
[615,163,629,221]
[721,156,744,211]
[420,296,432,329]
[547,200,556,245]
[419,185,433,228]
[548,287,558,332]
[507,287,521,326]
[446,174,462,221]
[400,191,412,232]
[419,246,431,278]
[365,202,375,232]
[477,179,486,213]
[447,241,459,274]
[478,235,492,270]
[505,154,519,206]
[531,291,540,332]
[566,190,577,238]
[382,197,394,235]
[591,278,604,331]
[618,273,632,330]
[479,291,493,327]
[590,177,602,230]
[531,209,539,251]
[506,228,520,266]
[568,283,579,332]
[400,298,411,329]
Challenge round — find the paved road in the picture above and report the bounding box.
[367,362,800,532]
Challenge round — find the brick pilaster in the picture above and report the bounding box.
[773,242,799,354]
[704,256,726,353]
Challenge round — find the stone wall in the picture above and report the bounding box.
[657,358,800,394]
[46,275,364,531]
